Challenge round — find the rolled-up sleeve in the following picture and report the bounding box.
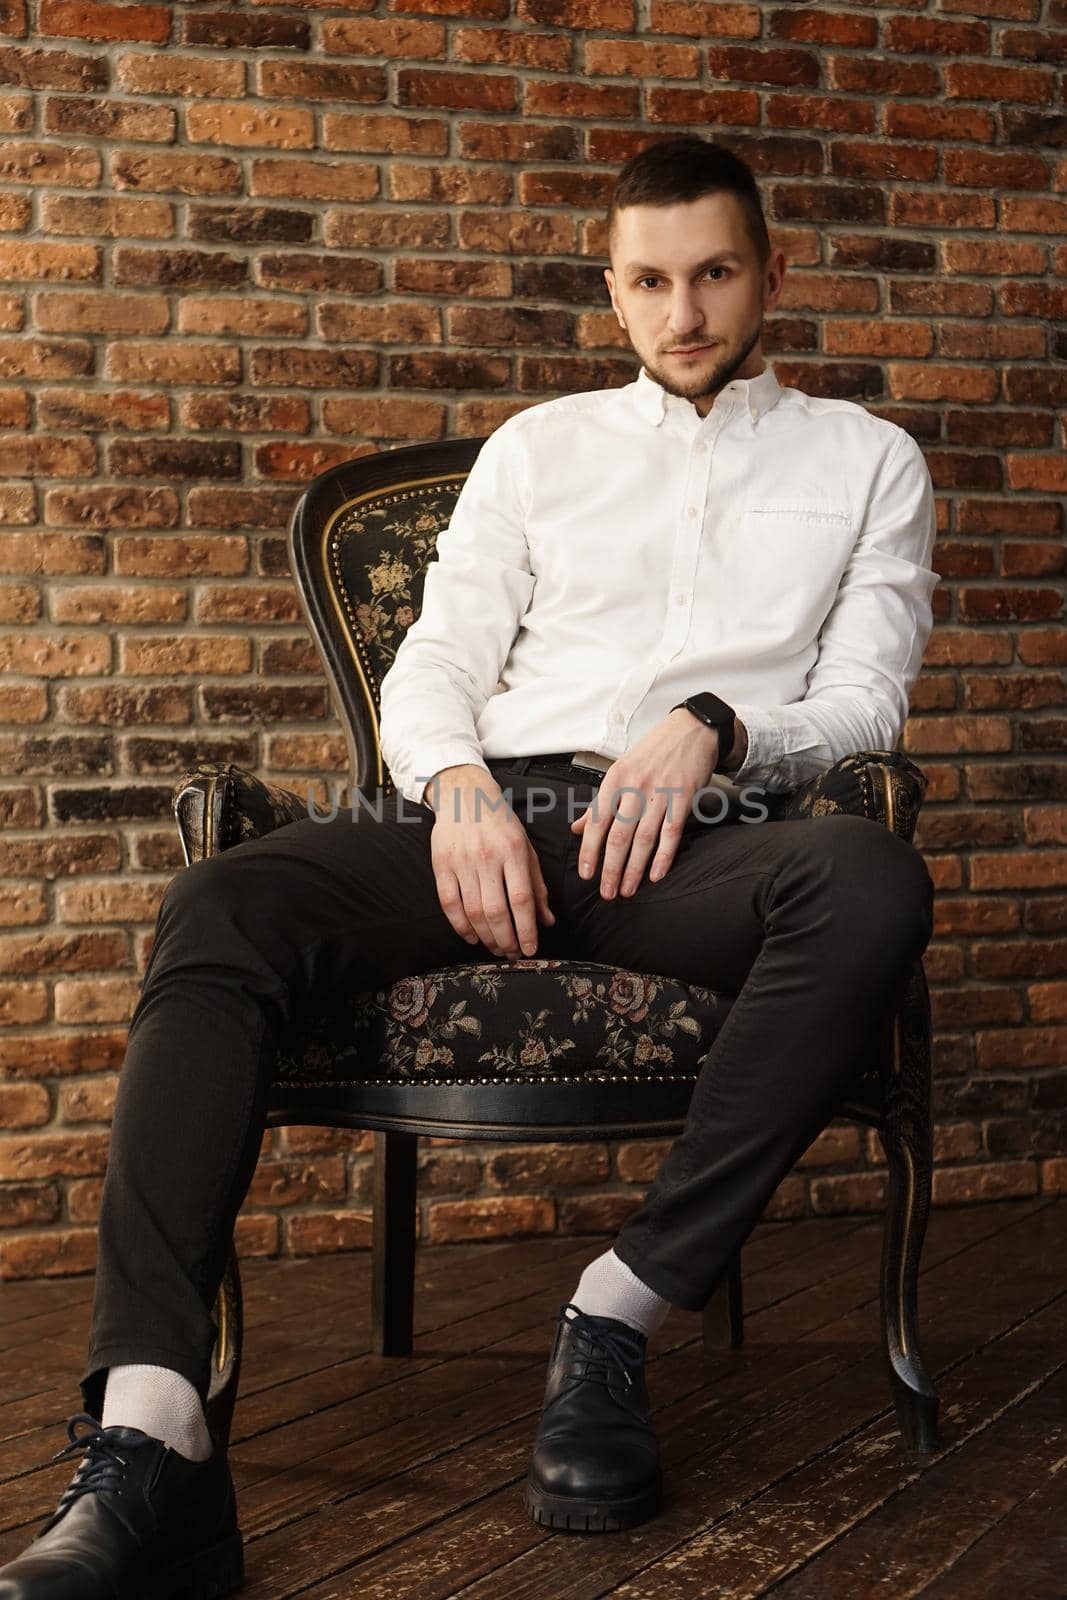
[378,419,536,806]
[730,428,940,793]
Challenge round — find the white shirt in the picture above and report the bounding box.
[378,361,939,807]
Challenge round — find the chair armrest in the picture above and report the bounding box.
[172,761,307,864]
[769,749,928,844]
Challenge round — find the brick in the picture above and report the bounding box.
[254,251,381,293]
[388,164,511,205]
[0,581,39,621]
[0,683,47,720]
[971,850,1067,891]
[645,86,761,125]
[323,395,445,439]
[519,0,634,25]
[389,352,510,390]
[394,258,510,297]
[286,1210,372,1253]
[57,684,191,726]
[458,119,577,162]
[415,1151,481,1195]
[426,1194,554,1243]
[249,159,379,203]
[39,0,170,42]
[0,143,100,188]
[118,636,252,675]
[944,61,1053,102]
[189,205,314,245]
[44,485,178,529]
[257,61,385,102]
[0,1075,48,1126]
[57,879,160,927]
[113,535,248,576]
[0,1183,59,1227]
[487,1144,610,1188]
[195,585,301,624]
[43,94,174,141]
[0,434,95,476]
[0,192,30,229]
[112,151,241,197]
[317,302,441,343]
[932,1161,1037,1205]
[397,67,515,111]
[52,585,186,624]
[809,1171,887,1214]
[452,27,571,68]
[648,1,759,37]
[185,488,294,529]
[181,12,310,49]
[181,394,310,433]
[523,79,639,119]
[254,439,368,480]
[0,633,108,678]
[0,1126,111,1182]
[185,102,315,151]
[39,194,174,238]
[0,46,108,93]
[247,1157,346,1208]
[321,17,446,58]
[107,439,240,480]
[322,112,448,155]
[323,209,449,250]
[117,246,248,290]
[0,1227,98,1279]
[265,733,347,770]
[0,340,92,380]
[37,387,169,431]
[0,241,100,279]
[585,39,700,76]
[178,297,306,337]
[59,1075,117,1124]
[104,341,240,385]
[115,51,244,98]
[249,346,378,389]
[54,977,139,1023]
[34,291,169,335]
[199,683,328,723]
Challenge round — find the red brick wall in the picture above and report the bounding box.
[1,0,1065,1280]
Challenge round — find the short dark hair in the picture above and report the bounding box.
[606,136,771,270]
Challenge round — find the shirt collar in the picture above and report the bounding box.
[632,360,782,428]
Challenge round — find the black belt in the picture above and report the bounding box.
[485,753,607,784]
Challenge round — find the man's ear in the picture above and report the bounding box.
[604,267,627,330]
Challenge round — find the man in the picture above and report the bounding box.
[0,136,937,1594]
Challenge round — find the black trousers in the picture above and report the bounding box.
[79,757,934,1421]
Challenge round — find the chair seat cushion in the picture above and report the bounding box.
[273,958,734,1089]
[271,956,888,1120]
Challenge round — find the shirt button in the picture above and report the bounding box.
[674,594,685,607]
[686,506,697,519]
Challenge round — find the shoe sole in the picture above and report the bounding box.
[137,1529,245,1599]
[524,1474,662,1533]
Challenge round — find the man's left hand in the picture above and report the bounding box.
[569,711,719,898]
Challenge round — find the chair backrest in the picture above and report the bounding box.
[287,438,487,797]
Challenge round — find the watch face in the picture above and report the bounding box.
[690,693,733,726]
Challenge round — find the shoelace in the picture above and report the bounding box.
[46,1412,145,1521]
[556,1301,641,1391]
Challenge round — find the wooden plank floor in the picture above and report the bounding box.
[1,1197,1065,1597]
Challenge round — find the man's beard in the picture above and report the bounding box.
[643,319,763,405]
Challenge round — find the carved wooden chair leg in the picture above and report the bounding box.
[702,1249,744,1356]
[205,1239,243,1453]
[372,1128,418,1357]
[880,961,939,1452]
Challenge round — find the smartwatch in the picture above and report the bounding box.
[670,692,737,773]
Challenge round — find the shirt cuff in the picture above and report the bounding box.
[723,704,782,788]
[399,746,492,808]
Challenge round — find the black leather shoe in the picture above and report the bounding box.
[0,1412,244,1599]
[525,1302,662,1533]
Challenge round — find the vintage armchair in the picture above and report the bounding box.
[174,439,938,1457]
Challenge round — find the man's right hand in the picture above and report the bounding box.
[424,765,555,960]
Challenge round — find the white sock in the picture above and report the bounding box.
[101,1364,213,1462]
[571,1248,672,1338]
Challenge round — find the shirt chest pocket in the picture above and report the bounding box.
[737,503,855,638]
